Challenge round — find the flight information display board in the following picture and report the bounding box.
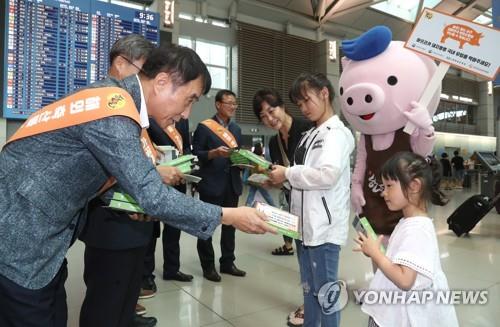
[3,0,159,119]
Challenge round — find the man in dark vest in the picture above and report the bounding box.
[140,118,194,301]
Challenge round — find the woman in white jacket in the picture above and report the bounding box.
[269,73,354,327]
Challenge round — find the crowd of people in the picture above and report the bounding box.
[0,34,459,327]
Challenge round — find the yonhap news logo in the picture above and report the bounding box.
[318,280,349,314]
[316,281,488,314]
[353,289,488,305]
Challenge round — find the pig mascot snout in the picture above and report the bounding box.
[339,25,441,236]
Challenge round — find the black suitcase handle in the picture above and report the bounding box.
[487,191,500,209]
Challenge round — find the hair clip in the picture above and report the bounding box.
[425,156,432,164]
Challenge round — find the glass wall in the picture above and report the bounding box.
[179,36,229,90]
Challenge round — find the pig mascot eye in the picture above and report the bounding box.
[387,75,398,86]
[339,87,344,96]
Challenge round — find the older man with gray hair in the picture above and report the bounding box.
[0,35,274,327]
[79,34,159,327]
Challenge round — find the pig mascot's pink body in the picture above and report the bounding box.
[339,26,441,235]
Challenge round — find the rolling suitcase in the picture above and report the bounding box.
[496,181,500,214]
[447,192,500,237]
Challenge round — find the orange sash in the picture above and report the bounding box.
[9,87,138,142]
[200,119,238,148]
[165,125,183,154]
[5,86,157,193]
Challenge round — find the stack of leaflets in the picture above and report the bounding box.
[254,202,300,239]
[159,154,198,174]
[230,149,272,171]
[108,192,145,214]
[352,215,386,254]
[159,154,201,183]
[107,156,203,214]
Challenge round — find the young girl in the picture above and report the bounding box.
[269,73,355,327]
[354,151,458,327]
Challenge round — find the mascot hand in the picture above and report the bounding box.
[403,101,434,134]
[351,183,366,214]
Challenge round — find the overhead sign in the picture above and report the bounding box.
[163,0,175,28]
[406,8,500,80]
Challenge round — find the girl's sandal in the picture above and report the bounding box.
[271,244,294,256]
[287,307,304,327]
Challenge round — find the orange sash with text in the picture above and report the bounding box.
[200,119,238,148]
[6,87,157,193]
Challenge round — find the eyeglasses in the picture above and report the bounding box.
[119,55,145,74]
[220,101,238,108]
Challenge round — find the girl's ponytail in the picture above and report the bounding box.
[381,152,449,207]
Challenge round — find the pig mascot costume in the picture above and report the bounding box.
[339,26,441,236]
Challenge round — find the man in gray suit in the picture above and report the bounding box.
[0,44,274,327]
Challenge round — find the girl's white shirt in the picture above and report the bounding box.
[362,216,459,327]
[286,115,355,246]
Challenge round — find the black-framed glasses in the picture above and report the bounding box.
[119,55,145,74]
[220,101,238,108]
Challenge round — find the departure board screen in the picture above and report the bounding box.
[3,0,159,119]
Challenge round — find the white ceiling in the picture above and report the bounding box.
[205,0,493,40]
[255,0,493,23]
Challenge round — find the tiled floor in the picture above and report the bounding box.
[66,185,500,326]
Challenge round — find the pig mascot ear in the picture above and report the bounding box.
[341,25,392,61]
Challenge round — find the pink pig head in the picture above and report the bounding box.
[339,26,441,136]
